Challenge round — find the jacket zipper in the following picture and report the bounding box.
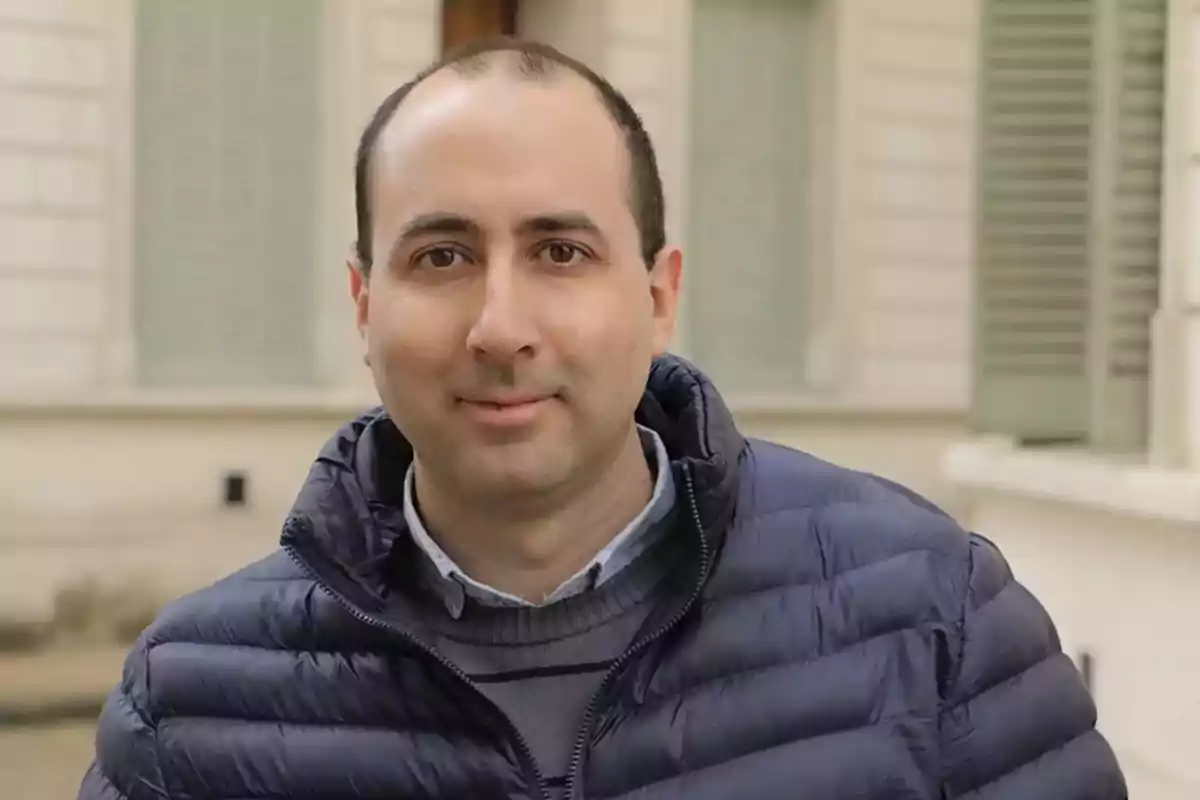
[561,465,711,800]
[282,526,551,800]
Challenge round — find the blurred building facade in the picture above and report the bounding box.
[945,2,1199,797]
[0,0,1194,796]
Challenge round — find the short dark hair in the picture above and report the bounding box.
[353,37,665,274]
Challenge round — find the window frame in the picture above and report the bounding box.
[128,0,324,390]
[677,0,844,405]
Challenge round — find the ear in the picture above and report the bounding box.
[348,256,369,338]
[648,245,683,356]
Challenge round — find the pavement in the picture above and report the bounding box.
[0,646,126,799]
[1,721,97,800]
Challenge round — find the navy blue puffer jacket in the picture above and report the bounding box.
[79,357,1125,799]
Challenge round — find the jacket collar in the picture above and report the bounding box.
[280,354,746,616]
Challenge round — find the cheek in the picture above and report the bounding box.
[366,293,459,377]
[547,284,654,374]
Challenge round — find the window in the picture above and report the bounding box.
[132,0,321,388]
[685,0,821,394]
[973,0,1165,451]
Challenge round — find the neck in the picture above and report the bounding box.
[413,425,654,603]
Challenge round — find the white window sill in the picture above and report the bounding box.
[0,390,380,420]
[942,437,1200,526]
[724,393,965,420]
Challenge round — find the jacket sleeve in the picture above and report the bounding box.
[938,534,1127,799]
[77,640,170,800]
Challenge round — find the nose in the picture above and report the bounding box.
[464,257,539,361]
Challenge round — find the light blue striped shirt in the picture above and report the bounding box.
[403,425,676,617]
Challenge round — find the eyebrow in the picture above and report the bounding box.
[515,212,603,238]
[398,212,479,240]
[383,213,478,267]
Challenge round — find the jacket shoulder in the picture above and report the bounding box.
[743,437,953,520]
[85,551,311,798]
[723,439,972,589]
[139,548,328,651]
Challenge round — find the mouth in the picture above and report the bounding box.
[455,393,559,427]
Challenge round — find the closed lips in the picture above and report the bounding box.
[459,394,554,406]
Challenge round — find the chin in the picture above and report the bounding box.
[457,449,572,498]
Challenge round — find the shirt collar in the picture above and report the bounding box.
[403,425,676,617]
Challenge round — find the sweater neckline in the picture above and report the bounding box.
[407,517,682,646]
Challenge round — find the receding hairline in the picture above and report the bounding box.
[372,49,619,165]
[366,52,635,231]
[386,52,608,134]
[447,45,570,79]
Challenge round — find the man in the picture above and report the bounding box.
[80,38,1126,799]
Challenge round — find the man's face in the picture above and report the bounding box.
[350,66,681,502]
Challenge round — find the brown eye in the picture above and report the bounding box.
[543,242,584,266]
[416,247,464,270]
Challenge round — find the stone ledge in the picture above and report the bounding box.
[0,646,125,726]
[942,436,1200,526]
[0,390,376,420]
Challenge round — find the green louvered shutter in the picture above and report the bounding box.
[1088,0,1165,451]
[974,0,1165,449]
[975,0,1094,442]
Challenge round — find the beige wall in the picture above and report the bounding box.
[829,0,977,407]
[0,0,127,389]
[962,489,1200,800]
[1166,0,1200,468]
[0,409,351,622]
[1151,0,1200,469]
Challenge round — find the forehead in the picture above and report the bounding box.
[371,66,632,225]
